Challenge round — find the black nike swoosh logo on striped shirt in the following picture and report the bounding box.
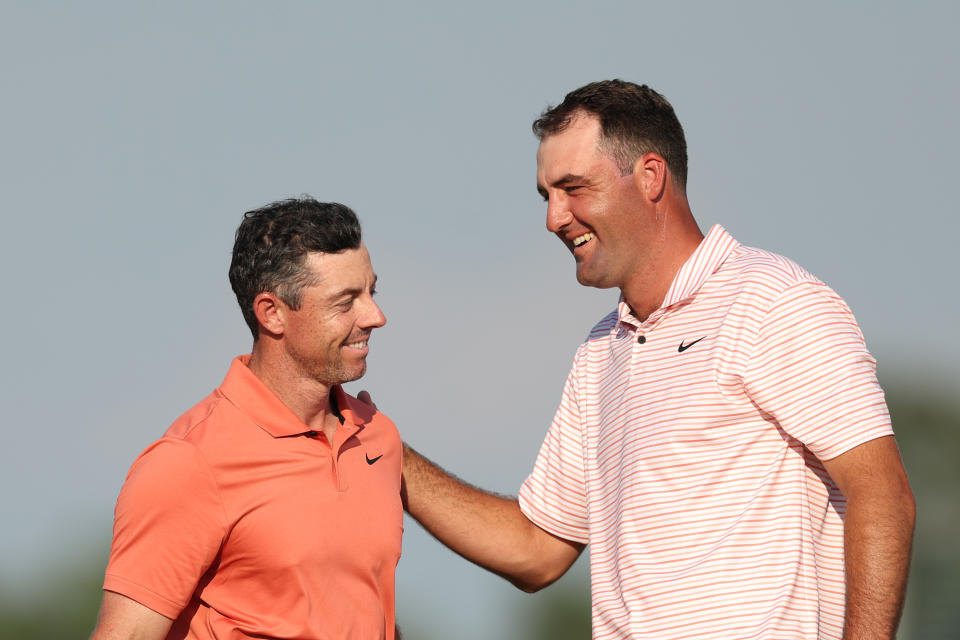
[678,337,707,352]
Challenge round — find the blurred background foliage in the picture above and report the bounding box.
[1,382,955,640]
[886,385,960,639]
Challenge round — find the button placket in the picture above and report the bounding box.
[633,308,668,348]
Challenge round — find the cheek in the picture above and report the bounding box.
[326,317,354,342]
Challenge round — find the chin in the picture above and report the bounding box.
[315,361,366,387]
[576,271,614,290]
[341,364,367,384]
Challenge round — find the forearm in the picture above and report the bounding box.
[825,437,916,640]
[841,490,915,639]
[402,443,582,591]
[90,591,173,640]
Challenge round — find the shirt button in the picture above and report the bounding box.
[637,335,646,344]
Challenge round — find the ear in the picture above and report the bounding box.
[252,292,286,338]
[631,152,668,202]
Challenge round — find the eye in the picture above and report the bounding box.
[564,185,582,194]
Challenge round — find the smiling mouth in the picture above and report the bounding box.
[573,232,595,247]
[344,339,369,349]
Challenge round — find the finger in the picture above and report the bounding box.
[357,389,377,409]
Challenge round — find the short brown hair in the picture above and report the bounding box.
[533,80,688,190]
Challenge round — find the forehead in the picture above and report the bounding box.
[302,245,375,294]
[536,114,604,177]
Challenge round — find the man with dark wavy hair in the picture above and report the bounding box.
[92,197,402,639]
[401,81,915,639]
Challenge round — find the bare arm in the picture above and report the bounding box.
[402,443,584,592]
[89,591,173,640]
[822,435,915,640]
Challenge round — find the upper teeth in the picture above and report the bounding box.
[346,341,367,348]
[573,233,595,247]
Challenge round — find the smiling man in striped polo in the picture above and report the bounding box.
[401,81,915,639]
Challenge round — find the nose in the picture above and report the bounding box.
[360,296,387,330]
[545,193,573,234]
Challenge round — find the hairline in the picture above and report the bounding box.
[536,106,686,188]
[537,109,638,178]
[274,246,363,310]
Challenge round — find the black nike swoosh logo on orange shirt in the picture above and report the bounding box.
[366,454,383,465]
[678,337,707,352]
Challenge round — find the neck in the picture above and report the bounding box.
[247,340,341,439]
[622,199,703,322]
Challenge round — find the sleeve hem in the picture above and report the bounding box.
[518,490,590,545]
[815,428,895,462]
[103,573,185,620]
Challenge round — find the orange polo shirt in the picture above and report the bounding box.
[104,355,403,639]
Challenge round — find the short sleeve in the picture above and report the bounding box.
[743,281,893,461]
[103,438,227,618]
[519,357,590,544]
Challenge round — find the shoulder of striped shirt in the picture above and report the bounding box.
[570,245,836,351]
[728,243,823,286]
[585,308,620,342]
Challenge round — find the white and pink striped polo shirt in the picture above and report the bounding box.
[519,225,893,639]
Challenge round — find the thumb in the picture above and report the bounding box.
[357,389,378,410]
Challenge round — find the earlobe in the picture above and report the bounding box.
[252,292,285,337]
[632,153,667,201]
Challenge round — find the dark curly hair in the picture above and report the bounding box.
[229,196,362,340]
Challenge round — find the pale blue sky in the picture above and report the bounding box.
[2,2,957,637]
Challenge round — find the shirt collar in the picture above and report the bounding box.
[616,224,739,329]
[217,355,371,438]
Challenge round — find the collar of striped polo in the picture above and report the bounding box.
[615,224,739,332]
